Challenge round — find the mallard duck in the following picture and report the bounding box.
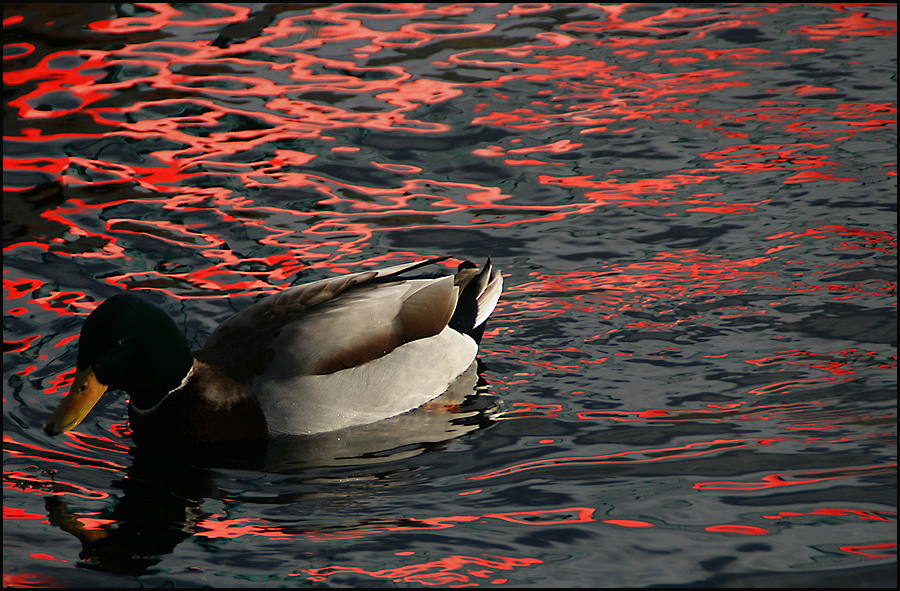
[43,256,502,447]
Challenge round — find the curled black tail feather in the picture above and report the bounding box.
[450,257,502,344]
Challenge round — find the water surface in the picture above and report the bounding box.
[3,3,896,587]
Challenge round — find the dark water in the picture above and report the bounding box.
[3,3,896,587]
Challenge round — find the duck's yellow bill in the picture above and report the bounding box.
[43,365,108,436]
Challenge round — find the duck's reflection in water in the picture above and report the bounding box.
[46,362,499,576]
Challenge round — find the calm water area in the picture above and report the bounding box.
[3,3,896,587]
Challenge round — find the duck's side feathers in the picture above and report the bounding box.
[254,325,477,435]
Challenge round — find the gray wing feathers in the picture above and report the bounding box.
[199,267,461,380]
[266,276,458,376]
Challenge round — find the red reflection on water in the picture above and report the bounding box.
[89,4,251,34]
[302,554,542,586]
[501,250,783,323]
[4,276,44,300]
[705,525,769,535]
[765,225,897,256]
[499,402,564,418]
[4,4,892,315]
[4,468,109,501]
[576,401,835,423]
[4,433,128,476]
[746,348,894,376]
[4,6,895,585]
[195,517,293,540]
[763,508,896,522]
[30,552,69,563]
[1,573,57,588]
[497,242,893,339]
[4,3,888,218]
[187,507,596,584]
[695,463,896,491]
[747,376,854,396]
[839,543,896,559]
[4,335,39,354]
[3,506,45,520]
[370,161,423,174]
[793,10,897,41]
[698,143,836,173]
[468,437,801,480]
[602,519,654,528]
[194,506,597,543]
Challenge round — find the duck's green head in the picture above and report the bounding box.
[44,293,194,436]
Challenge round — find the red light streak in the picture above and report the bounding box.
[695,463,896,491]
[303,554,543,586]
[838,543,897,559]
[705,525,769,535]
[468,438,801,480]
[763,508,896,523]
